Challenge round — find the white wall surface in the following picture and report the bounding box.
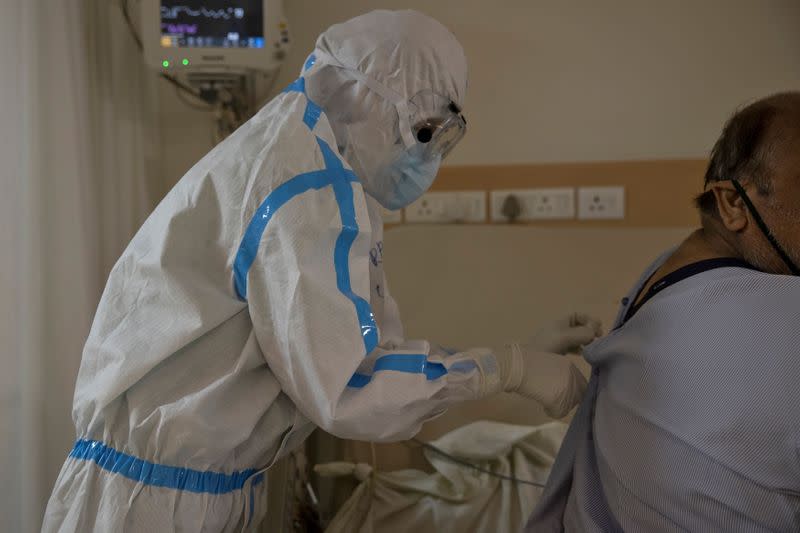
[158,0,800,184]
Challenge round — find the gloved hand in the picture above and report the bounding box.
[492,313,602,418]
[494,344,587,418]
[529,313,603,354]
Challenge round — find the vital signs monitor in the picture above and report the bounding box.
[141,1,289,73]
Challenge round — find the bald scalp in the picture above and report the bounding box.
[697,92,800,218]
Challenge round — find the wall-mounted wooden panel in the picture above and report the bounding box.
[422,159,708,228]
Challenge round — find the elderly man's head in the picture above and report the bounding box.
[697,92,800,275]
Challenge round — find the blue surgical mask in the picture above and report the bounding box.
[371,144,442,211]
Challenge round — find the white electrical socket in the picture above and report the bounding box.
[490,188,575,222]
[577,186,625,220]
[381,207,403,224]
[405,191,486,223]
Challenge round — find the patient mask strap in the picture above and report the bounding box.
[731,179,800,275]
[311,50,417,148]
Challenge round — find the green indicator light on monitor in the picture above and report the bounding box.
[162,60,170,68]
[182,59,189,66]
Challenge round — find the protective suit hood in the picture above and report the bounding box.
[304,10,468,209]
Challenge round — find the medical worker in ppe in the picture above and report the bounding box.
[43,10,601,532]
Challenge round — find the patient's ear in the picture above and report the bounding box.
[710,182,748,232]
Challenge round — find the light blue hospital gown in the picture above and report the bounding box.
[526,251,800,532]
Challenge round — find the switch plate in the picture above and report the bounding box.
[490,188,575,222]
[405,191,486,223]
[577,186,625,220]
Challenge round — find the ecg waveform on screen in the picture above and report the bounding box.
[161,6,246,21]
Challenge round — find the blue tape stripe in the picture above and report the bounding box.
[235,78,333,299]
[234,170,335,300]
[348,373,371,388]
[316,135,344,170]
[332,180,378,353]
[283,77,305,94]
[376,354,448,379]
[282,77,322,130]
[347,354,448,388]
[303,100,323,130]
[318,137,379,354]
[303,53,317,72]
[69,440,262,494]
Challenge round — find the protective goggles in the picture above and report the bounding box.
[408,89,467,160]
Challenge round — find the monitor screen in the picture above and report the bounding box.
[160,1,264,49]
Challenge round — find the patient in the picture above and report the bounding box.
[526,92,800,532]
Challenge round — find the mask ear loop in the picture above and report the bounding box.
[310,49,418,149]
[730,179,800,275]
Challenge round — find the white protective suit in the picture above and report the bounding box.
[42,11,500,532]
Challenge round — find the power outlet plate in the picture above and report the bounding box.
[578,186,625,219]
[405,191,486,223]
[490,188,575,222]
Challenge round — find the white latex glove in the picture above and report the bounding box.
[529,313,603,354]
[491,313,602,418]
[494,343,588,418]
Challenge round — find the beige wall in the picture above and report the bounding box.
[159,0,800,185]
[432,159,708,227]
